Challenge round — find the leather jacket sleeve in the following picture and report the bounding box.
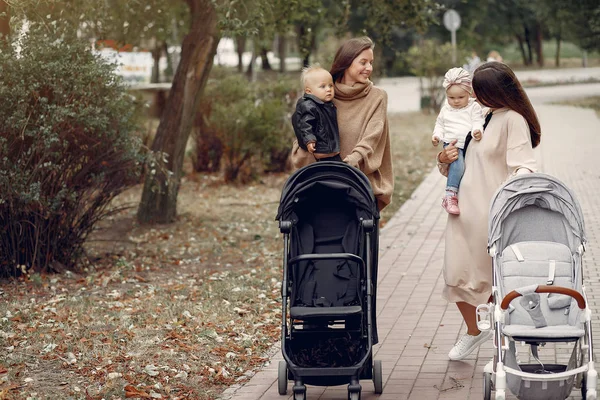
[292,102,318,148]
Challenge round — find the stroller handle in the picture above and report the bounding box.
[500,285,586,310]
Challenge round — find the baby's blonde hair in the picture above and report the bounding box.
[300,63,326,87]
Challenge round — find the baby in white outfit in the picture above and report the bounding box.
[432,67,485,215]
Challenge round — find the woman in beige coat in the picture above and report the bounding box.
[437,62,541,360]
[291,37,394,212]
[291,37,393,344]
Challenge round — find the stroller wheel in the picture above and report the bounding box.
[294,392,306,400]
[581,371,587,399]
[372,359,383,394]
[347,391,360,400]
[483,372,492,400]
[277,360,288,395]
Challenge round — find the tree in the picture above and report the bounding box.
[565,0,600,53]
[138,0,275,223]
[137,0,219,223]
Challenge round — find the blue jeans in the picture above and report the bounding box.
[443,142,464,192]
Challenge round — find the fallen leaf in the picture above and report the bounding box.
[144,364,160,376]
[107,372,122,379]
[124,385,152,398]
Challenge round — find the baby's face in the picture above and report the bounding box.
[446,85,470,109]
[305,69,335,102]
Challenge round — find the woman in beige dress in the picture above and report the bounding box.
[437,62,541,360]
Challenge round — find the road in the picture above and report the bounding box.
[379,67,600,113]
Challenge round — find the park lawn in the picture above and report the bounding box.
[552,96,600,116]
[0,111,437,400]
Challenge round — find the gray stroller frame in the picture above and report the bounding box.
[479,173,597,400]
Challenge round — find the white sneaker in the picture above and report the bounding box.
[448,331,493,361]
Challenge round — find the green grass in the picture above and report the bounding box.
[381,111,439,225]
[500,40,600,69]
[551,96,600,116]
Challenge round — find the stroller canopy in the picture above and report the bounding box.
[488,173,586,253]
[276,162,379,222]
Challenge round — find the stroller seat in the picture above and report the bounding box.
[289,209,363,320]
[499,241,584,339]
[503,324,584,340]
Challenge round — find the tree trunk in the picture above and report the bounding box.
[235,35,246,73]
[137,0,220,224]
[0,0,9,43]
[278,34,286,72]
[524,25,533,66]
[246,42,257,80]
[260,47,272,71]
[297,25,313,68]
[555,34,561,68]
[535,22,544,67]
[151,43,162,83]
[516,34,528,66]
[162,41,174,81]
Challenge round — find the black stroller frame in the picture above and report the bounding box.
[275,162,383,400]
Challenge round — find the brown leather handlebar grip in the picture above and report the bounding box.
[500,285,586,310]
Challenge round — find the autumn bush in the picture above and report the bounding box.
[192,71,296,181]
[0,29,143,276]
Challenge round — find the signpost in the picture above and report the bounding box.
[443,9,461,64]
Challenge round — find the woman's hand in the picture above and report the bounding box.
[439,139,459,163]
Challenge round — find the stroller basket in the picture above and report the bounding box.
[503,341,580,400]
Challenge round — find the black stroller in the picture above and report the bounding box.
[275,161,383,400]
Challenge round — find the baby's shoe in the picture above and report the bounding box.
[442,194,460,215]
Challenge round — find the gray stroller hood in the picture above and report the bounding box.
[488,173,586,253]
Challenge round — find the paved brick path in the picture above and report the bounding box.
[221,102,600,400]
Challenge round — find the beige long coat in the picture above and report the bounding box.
[291,81,394,211]
[443,108,537,306]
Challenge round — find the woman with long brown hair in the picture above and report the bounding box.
[291,36,394,212]
[437,61,540,360]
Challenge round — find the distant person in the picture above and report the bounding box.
[437,61,540,361]
[463,51,481,73]
[487,50,503,62]
[291,36,393,211]
[291,65,342,162]
[432,67,484,215]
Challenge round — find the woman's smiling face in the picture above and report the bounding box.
[342,48,374,86]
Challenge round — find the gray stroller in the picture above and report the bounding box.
[478,173,597,400]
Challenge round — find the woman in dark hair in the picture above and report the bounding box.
[437,61,540,361]
[291,36,393,211]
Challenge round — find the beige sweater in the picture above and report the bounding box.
[291,81,394,210]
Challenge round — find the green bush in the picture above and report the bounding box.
[0,29,143,276]
[407,40,468,113]
[253,78,298,173]
[194,72,296,182]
